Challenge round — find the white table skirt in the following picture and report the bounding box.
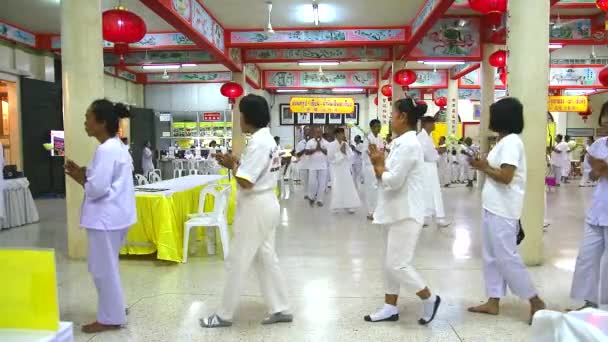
[0,178,40,230]
[0,322,73,342]
[531,308,608,342]
[135,175,227,197]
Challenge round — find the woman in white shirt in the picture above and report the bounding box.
[328,128,361,213]
[468,97,545,323]
[64,99,137,334]
[361,119,384,220]
[305,127,329,206]
[364,98,441,325]
[570,136,608,310]
[142,141,154,177]
[201,94,291,328]
[550,134,568,186]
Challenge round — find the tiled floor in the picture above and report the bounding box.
[0,183,595,342]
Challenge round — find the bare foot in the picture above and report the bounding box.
[529,297,546,325]
[468,300,499,316]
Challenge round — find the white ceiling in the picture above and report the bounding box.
[258,61,385,70]
[0,0,173,33]
[203,0,427,29]
[126,64,229,73]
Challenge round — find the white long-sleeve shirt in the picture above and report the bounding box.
[373,131,425,225]
[80,137,137,230]
[417,129,439,163]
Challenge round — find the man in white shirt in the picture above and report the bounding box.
[417,117,450,227]
[295,128,311,198]
[352,135,364,188]
[361,119,384,220]
[305,127,329,206]
[202,94,291,328]
[550,134,569,186]
[437,136,450,187]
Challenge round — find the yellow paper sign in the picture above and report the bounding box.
[548,96,588,112]
[289,97,355,114]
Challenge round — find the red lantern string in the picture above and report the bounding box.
[598,66,608,86]
[220,82,244,104]
[598,0,608,12]
[393,69,418,87]
[579,107,592,122]
[489,50,507,68]
[434,96,448,109]
[381,84,393,97]
[374,96,379,106]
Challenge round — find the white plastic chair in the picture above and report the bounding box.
[188,160,200,175]
[173,168,186,179]
[182,184,231,262]
[150,168,162,181]
[148,172,162,183]
[135,174,148,185]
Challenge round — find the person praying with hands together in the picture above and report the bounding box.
[305,127,329,207]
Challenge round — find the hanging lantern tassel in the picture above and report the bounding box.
[579,107,592,122]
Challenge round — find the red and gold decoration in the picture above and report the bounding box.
[102,6,147,65]
[597,0,608,12]
[220,82,244,104]
[579,106,592,122]
[381,84,393,97]
[434,96,448,109]
[488,49,507,68]
[469,0,507,30]
[393,69,418,89]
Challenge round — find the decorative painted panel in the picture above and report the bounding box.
[103,51,214,65]
[245,47,391,61]
[0,21,36,47]
[191,0,225,52]
[451,0,469,7]
[172,0,192,22]
[228,48,243,69]
[557,0,596,3]
[230,29,407,45]
[147,72,231,83]
[117,70,137,82]
[460,69,502,87]
[550,19,592,40]
[104,66,116,74]
[411,18,481,58]
[245,64,261,87]
[411,0,439,34]
[410,70,448,88]
[51,32,195,50]
[549,67,600,86]
[435,88,504,101]
[264,70,378,88]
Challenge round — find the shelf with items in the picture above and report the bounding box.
[157,110,233,149]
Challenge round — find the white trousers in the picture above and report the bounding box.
[299,168,309,190]
[87,228,128,325]
[308,169,328,203]
[218,191,289,320]
[422,162,446,219]
[571,223,608,305]
[481,210,537,299]
[551,165,562,185]
[362,165,378,216]
[382,219,427,295]
[352,162,362,189]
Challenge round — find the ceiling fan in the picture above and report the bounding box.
[265,1,275,34]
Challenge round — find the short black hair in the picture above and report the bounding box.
[239,94,270,128]
[489,97,524,134]
[274,136,280,142]
[556,134,563,141]
[90,99,130,136]
[564,135,571,141]
[420,116,435,124]
[334,127,345,135]
[394,98,428,127]
[369,119,381,127]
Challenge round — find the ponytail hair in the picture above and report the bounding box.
[89,99,130,136]
[393,98,428,127]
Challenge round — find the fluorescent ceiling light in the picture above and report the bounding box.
[312,1,320,26]
[298,61,340,66]
[181,63,197,67]
[549,44,564,49]
[143,64,180,70]
[418,61,465,65]
[332,88,364,92]
[276,89,308,93]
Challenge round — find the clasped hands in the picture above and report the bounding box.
[215,152,239,171]
[64,160,86,186]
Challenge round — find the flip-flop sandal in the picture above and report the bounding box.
[262,312,294,325]
[200,314,233,328]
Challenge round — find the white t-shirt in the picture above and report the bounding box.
[482,134,527,220]
[236,128,280,192]
[295,139,309,169]
[550,141,569,166]
[305,138,329,170]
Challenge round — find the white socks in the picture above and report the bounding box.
[368,304,398,322]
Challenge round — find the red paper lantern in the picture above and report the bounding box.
[374,96,379,105]
[579,107,592,122]
[103,7,147,64]
[599,66,608,86]
[597,0,608,12]
[381,84,393,97]
[489,50,507,68]
[434,96,448,109]
[468,0,507,14]
[393,69,418,86]
[220,82,244,104]
[499,67,508,85]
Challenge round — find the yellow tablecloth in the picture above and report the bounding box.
[120,174,236,262]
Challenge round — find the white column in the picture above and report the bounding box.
[479,44,497,185]
[62,0,105,259]
[507,0,550,266]
[447,78,459,136]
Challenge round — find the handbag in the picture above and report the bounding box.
[517,220,525,245]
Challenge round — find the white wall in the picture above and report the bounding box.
[104,74,144,107]
[144,83,228,111]
[0,43,54,82]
